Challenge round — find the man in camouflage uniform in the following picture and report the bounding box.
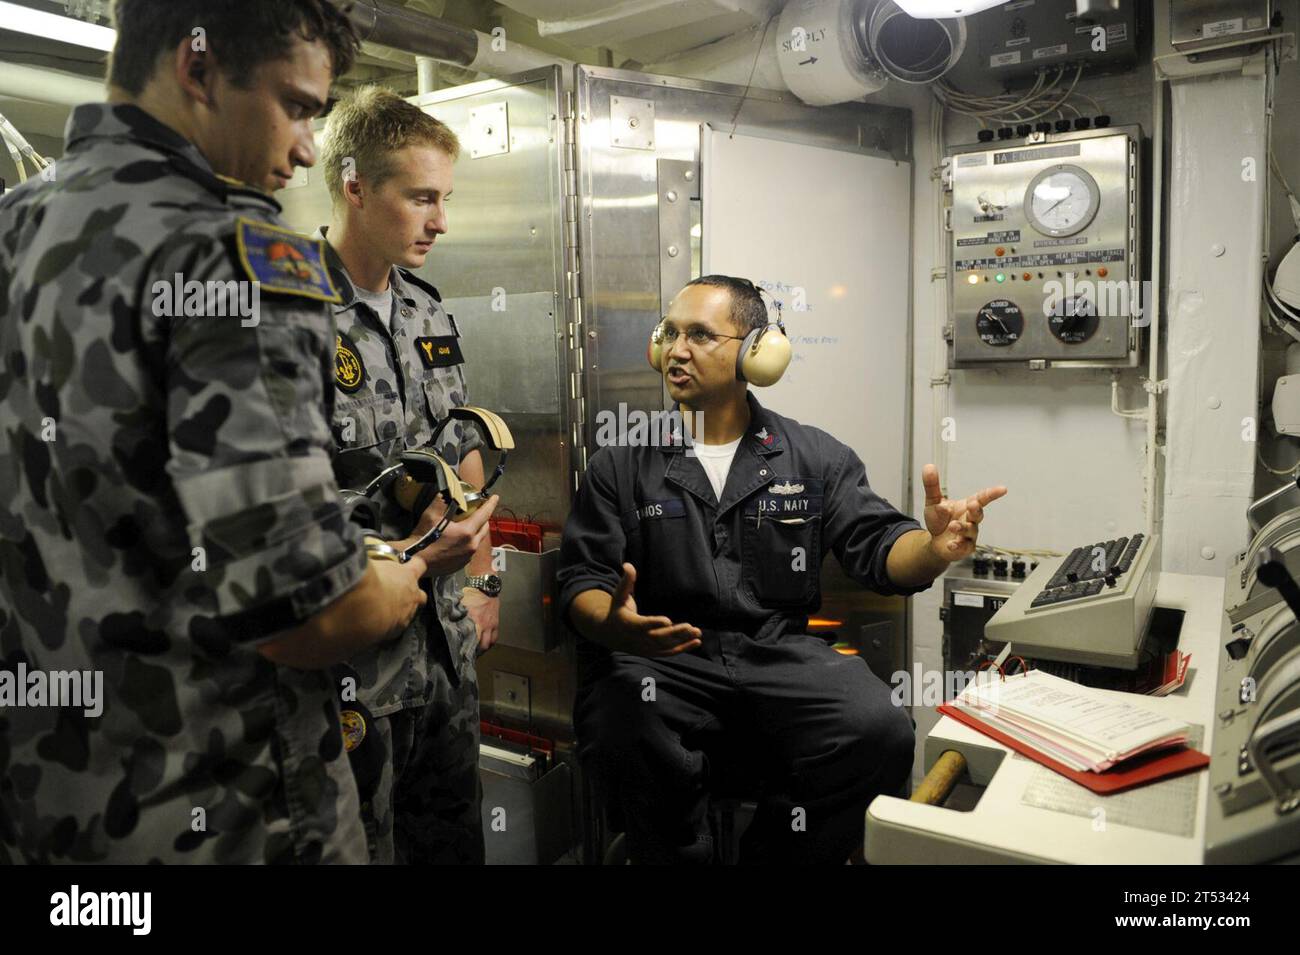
[317,87,499,864]
[0,1,434,863]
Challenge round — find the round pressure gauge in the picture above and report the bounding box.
[976,299,1023,347]
[1024,164,1101,237]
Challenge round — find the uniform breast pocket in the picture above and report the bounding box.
[744,513,821,607]
[422,372,451,417]
[332,398,398,489]
[422,372,467,456]
[634,500,688,554]
[629,500,705,603]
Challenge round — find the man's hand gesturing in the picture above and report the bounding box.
[601,563,702,657]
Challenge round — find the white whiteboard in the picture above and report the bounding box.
[702,126,912,505]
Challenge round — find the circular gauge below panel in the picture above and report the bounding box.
[976,299,1023,347]
[1047,292,1100,344]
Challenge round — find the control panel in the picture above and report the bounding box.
[984,531,1160,670]
[972,0,1139,83]
[948,126,1144,368]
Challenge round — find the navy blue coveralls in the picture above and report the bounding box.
[558,392,929,864]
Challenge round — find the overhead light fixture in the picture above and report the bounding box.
[0,1,116,52]
[1076,0,1121,14]
[892,0,1005,18]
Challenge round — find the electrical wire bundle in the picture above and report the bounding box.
[932,63,1102,130]
[0,111,52,184]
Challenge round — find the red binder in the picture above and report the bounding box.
[936,703,1211,794]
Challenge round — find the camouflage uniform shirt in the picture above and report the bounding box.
[0,104,369,863]
[316,230,483,715]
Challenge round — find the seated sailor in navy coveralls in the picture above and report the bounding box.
[558,275,1008,864]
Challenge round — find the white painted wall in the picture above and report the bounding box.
[1162,73,1267,576]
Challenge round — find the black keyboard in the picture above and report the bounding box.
[1029,533,1145,609]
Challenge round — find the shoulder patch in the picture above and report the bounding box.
[235,218,340,303]
[335,332,367,393]
[397,266,442,302]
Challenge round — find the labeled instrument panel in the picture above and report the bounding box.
[948,126,1143,367]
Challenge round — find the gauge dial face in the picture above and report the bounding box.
[976,299,1023,347]
[1047,291,1100,344]
[1025,164,1100,237]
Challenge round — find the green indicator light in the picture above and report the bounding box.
[995,273,1005,283]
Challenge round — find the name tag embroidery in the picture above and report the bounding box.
[748,477,824,516]
[414,335,463,369]
[635,499,686,521]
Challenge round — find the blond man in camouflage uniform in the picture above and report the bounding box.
[318,87,500,864]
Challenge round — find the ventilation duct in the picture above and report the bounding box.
[867,0,966,85]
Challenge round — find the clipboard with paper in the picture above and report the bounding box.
[937,665,1210,795]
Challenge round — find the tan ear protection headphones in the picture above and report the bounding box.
[360,451,467,563]
[423,407,514,520]
[647,281,792,387]
[346,407,513,563]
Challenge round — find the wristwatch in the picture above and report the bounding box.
[466,574,502,598]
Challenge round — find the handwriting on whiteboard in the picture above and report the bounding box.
[755,278,816,313]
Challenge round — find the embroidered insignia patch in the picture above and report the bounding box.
[234,218,340,302]
[335,332,366,393]
[769,481,806,495]
[340,709,366,752]
[414,335,463,369]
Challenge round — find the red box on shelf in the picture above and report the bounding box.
[490,518,544,554]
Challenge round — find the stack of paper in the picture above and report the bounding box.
[947,670,1192,773]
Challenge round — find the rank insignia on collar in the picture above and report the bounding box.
[755,426,777,448]
[335,332,366,393]
[235,218,341,303]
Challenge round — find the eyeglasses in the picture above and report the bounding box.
[654,321,749,350]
